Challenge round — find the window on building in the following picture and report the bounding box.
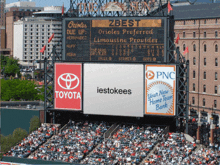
[25,24,27,27]
[30,37,32,39]
[36,29,38,31]
[215,72,218,80]
[204,19,206,24]
[48,29,50,31]
[42,29,44,31]
[194,20,196,24]
[204,44,207,52]
[48,25,50,27]
[215,86,218,94]
[36,44,38,47]
[216,19,218,24]
[24,56,27,59]
[30,44,32,47]
[193,83,195,91]
[193,70,196,78]
[192,97,195,104]
[215,44,218,52]
[193,44,196,51]
[193,57,196,65]
[42,37,44,39]
[215,58,218,66]
[204,58,206,66]
[25,44,27,47]
[36,33,38,35]
[36,25,38,27]
[184,21,185,25]
[30,33,32,35]
[48,33,50,35]
[42,33,44,35]
[203,85,206,92]
[193,32,196,38]
[183,32,185,38]
[42,41,44,43]
[215,31,218,38]
[48,49,50,51]
[214,100,217,108]
[204,32,206,38]
[31,28,33,31]
[25,33,27,35]
[42,25,44,27]
[36,41,38,43]
[36,56,38,59]
[204,71,206,79]
[183,44,186,51]
[203,98,206,106]
[36,37,38,39]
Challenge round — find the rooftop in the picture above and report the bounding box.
[173,3,220,20]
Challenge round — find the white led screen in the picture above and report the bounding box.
[83,64,144,117]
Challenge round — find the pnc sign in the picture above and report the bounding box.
[54,63,82,110]
[145,65,176,116]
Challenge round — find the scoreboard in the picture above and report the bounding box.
[63,17,166,63]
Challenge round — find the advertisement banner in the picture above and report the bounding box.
[84,64,144,117]
[54,63,82,110]
[145,65,176,116]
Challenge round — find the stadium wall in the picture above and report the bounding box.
[1,108,40,136]
[2,156,71,164]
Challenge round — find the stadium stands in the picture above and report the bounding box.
[4,123,60,158]
[81,124,165,164]
[3,121,220,165]
[142,133,197,164]
[28,121,110,163]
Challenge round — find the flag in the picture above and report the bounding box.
[175,34,180,44]
[183,46,189,55]
[62,3,64,16]
[168,1,173,13]
[48,33,54,43]
[40,45,46,54]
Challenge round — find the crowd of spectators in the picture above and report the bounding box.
[28,121,110,163]
[4,123,59,158]
[142,133,197,164]
[81,125,165,164]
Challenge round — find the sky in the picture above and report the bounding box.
[6,0,216,10]
[6,0,70,8]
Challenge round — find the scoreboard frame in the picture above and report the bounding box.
[62,17,169,63]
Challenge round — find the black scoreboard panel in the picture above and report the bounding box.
[64,18,165,63]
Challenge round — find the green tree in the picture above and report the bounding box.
[4,57,21,77]
[0,128,27,156]
[0,79,40,101]
[29,116,41,133]
[12,128,28,143]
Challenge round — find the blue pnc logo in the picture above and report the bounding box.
[156,71,175,80]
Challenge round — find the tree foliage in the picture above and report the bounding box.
[29,116,41,134]
[0,128,28,155]
[0,79,41,101]
[1,55,20,77]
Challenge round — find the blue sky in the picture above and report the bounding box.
[6,0,215,9]
[6,0,70,8]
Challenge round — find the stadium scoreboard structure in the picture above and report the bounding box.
[53,16,178,117]
[62,17,167,63]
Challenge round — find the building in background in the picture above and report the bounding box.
[13,6,63,70]
[174,3,220,123]
[5,1,43,57]
[0,0,9,55]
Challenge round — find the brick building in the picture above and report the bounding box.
[174,3,220,123]
[5,1,43,57]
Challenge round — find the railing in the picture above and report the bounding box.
[104,123,117,140]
